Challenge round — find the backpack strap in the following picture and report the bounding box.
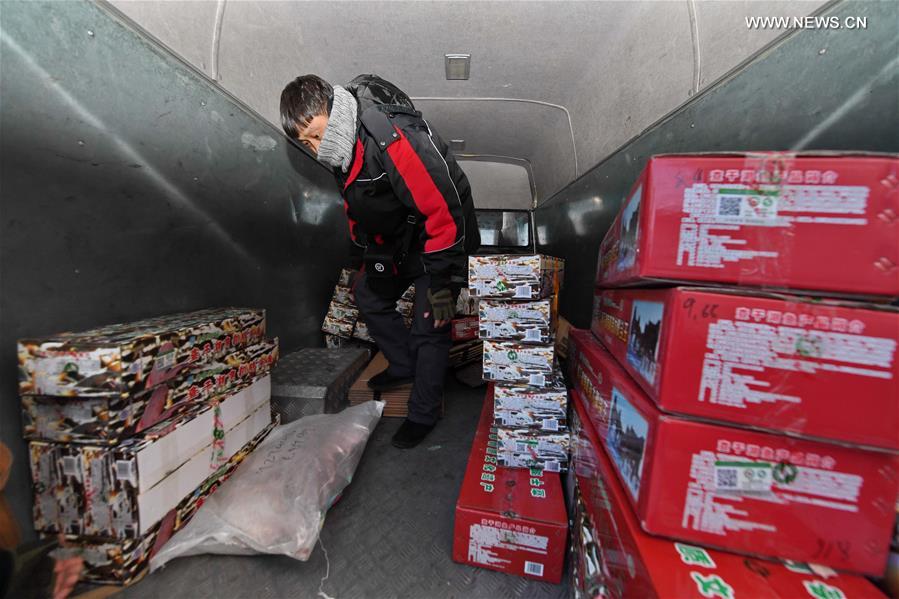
[359,105,420,151]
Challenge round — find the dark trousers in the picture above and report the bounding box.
[354,272,452,426]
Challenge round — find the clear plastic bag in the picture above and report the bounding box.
[150,400,384,568]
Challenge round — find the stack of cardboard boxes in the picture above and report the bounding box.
[18,308,279,584]
[568,153,899,596]
[568,390,886,598]
[449,287,484,370]
[321,268,414,347]
[452,254,570,584]
[322,269,482,369]
[471,255,568,472]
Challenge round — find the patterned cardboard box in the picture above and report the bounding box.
[23,339,278,444]
[497,428,570,472]
[70,416,276,585]
[323,281,413,340]
[18,308,265,398]
[479,299,556,344]
[494,407,567,433]
[396,298,414,321]
[30,376,272,539]
[455,287,478,316]
[321,302,358,338]
[468,255,564,300]
[324,333,372,350]
[483,341,555,387]
[449,339,484,369]
[493,378,567,416]
[498,451,569,473]
[352,319,374,342]
[331,284,355,306]
[337,269,357,287]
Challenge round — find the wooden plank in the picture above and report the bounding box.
[72,584,121,599]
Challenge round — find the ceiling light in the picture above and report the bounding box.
[449,139,466,151]
[445,54,470,80]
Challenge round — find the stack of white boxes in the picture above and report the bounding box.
[469,255,569,472]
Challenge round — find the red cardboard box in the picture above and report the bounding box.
[590,287,899,450]
[451,316,480,341]
[570,389,887,598]
[569,334,899,575]
[452,389,568,583]
[595,153,899,296]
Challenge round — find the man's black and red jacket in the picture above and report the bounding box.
[333,79,479,292]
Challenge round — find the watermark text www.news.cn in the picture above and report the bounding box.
[746,15,868,30]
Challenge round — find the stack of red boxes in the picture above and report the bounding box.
[452,388,569,584]
[451,255,569,583]
[570,153,899,596]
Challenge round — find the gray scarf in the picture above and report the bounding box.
[317,85,358,173]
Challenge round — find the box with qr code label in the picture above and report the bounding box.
[590,287,899,450]
[22,339,278,445]
[482,341,555,387]
[29,375,273,539]
[494,407,567,434]
[493,377,568,417]
[17,308,266,398]
[497,429,570,471]
[478,299,557,344]
[497,451,566,473]
[569,389,887,597]
[568,340,899,575]
[452,390,567,583]
[468,255,564,300]
[596,153,899,297]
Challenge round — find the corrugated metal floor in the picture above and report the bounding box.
[118,379,570,599]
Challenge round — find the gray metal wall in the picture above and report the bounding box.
[0,1,347,537]
[535,0,899,328]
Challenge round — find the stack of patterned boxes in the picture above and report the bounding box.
[469,254,567,472]
[323,268,482,369]
[568,153,899,596]
[321,268,414,348]
[448,287,484,370]
[18,308,279,584]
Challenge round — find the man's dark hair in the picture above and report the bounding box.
[280,75,332,139]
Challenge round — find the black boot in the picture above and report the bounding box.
[368,368,414,391]
[391,419,435,449]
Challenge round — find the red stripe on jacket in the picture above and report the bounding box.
[386,127,458,253]
[343,140,365,190]
[343,200,358,242]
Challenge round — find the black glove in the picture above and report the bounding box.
[427,288,456,322]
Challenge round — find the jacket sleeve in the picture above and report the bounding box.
[382,124,467,291]
[342,200,365,269]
